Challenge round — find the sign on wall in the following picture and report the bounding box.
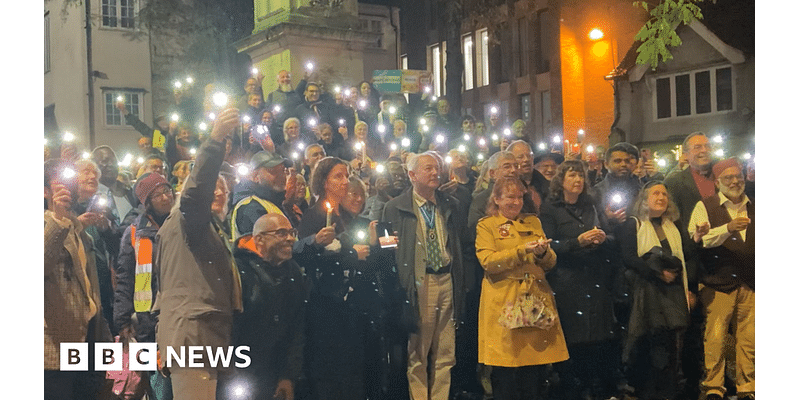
[372,69,432,93]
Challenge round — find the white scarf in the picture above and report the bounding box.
[635,217,690,310]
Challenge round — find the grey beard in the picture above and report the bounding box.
[280,83,293,92]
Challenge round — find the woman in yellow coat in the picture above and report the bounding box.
[475,177,569,399]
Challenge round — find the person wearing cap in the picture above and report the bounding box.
[152,108,243,400]
[114,172,176,399]
[688,158,755,400]
[231,150,293,238]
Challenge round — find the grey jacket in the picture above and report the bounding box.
[381,189,469,330]
[153,138,240,361]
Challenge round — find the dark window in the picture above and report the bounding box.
[695,70,711,114]
[675,74,691,116]
[518,17,529,77]
[656,78,671,119]
[535,9,551,74]
[102,0,118,27]
[120,0,135,28]
[716,67,732,111]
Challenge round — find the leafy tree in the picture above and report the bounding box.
[633,0,705,69]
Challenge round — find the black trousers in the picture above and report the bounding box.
[490,365,545,400]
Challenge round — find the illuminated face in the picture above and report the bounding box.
[255,216,295,263]
[148,184,175,216]
[92,148,118,184]
[437,100,450,116]
[320,126,334,144]
[716,166,745,200]
[490,114,499,126]
[462,119,475,134]
[245,79,258,94]
[138,137,153,153]
[686,134,711,170]
[254,164,288,191]
[510,143,533,176]
[494,185,524,219]
[143,158,166,178]
[393,121,406,138]
[512,121,526,138]
[177,128,191,145]
[562,169,585,198]
[324,164,350,202]
[305,146,326,170]
[248,94,262,108]
[261,111,273,125]
[295,177,307,197]
[277,71,291,86]
[285,120,300,141]
[535,159,558,181]
[342,184,366,215]
[475,122,486,135]
[607,151,634,178]
[360,82,371,97]
[211,177,229,218]
[305,85,320,102]
[354,123,368,141]
[495,158,519,180]
[77,162,100,199]
[447,151,468,170]
[409,155,441,191]
[646,184,669,217]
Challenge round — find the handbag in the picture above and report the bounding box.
[105,336,148,400]
[498,274,557,330]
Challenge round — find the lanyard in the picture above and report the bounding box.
[419,203,436,230]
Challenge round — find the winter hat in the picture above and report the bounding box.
[135,172,170,205]
[712,158,742,179]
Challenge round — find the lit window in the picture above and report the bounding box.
[429,42,447,96]
[477,29,489,87]
[462,34,474,91]
[654,66,734,120]
[102,0,136,29]
[401,54,408,70]
[105,91,142,126]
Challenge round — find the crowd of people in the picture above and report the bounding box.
[44,68,756,400]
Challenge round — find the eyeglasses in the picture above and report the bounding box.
[151,186,173,199]
[719,173,744,185]
[257,228,298,239]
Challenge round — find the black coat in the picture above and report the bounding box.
[539,195,624,345]
[232,245,307,384]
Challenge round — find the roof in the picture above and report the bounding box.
[607,0,754,80]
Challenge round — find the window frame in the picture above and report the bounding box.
[103,89,144,128]
[652,64,736,121]
[100,0,138,30]
[477,28,490,87]
[462,33,474,91]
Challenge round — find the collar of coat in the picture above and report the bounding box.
[392,187,458,219]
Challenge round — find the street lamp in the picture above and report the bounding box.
[589,28,604,41]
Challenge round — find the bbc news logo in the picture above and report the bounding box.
[60,343,251,371]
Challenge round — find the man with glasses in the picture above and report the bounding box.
[664,132,716,232]
[688,158,755,400]
[227,213,307,400]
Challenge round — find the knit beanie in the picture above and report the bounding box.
[135,172,170,205]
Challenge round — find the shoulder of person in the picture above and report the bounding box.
[518,213,542,224]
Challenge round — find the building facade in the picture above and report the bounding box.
[400,0,647,150]
[45,0,154,154]
[236,0,400,95]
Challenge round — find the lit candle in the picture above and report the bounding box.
[325,201,333,226]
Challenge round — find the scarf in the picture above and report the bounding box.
[635,217,690,310]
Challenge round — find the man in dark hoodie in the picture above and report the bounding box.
[231,151,293,239]
[226,213,307,400]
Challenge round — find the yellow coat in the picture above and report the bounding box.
[475,213,569,367]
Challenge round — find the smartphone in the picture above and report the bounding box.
[376,221,398,249]
[87,194,109,213]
